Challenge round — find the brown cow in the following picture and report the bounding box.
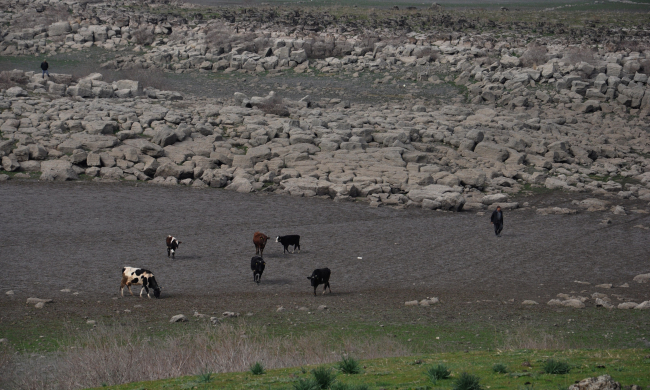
[253,232,269,257]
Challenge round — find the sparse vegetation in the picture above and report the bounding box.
[337,355,361,374]
[425,363,451,383]
[543,359,571,375]
[312,366,337,389]
[453,372,483,390]
[492,363,508,374]
[250,361,265,375]
[293,377,320,390]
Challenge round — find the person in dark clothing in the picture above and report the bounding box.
[40,60,49,79]
[490,206,503,236]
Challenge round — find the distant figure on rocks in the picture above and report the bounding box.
[491,205,504,237]
[40,59,49,79]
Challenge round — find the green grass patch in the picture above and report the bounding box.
[492,363,508,374]
[250,362,265,376]
[92,349,650,390]
[336,355,362,374]
[543,359,571,375]
[425,363,451,383]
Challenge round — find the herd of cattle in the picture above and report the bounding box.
[120,234,331,299]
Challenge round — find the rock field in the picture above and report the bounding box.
[1,0,650,211]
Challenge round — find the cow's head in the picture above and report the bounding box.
[275,236,280,242]
[307,275,319,287]
[153,286,162,298]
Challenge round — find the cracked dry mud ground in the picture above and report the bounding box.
[1,181,648,315]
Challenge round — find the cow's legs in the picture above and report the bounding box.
[127,285,134,296]
[167,247,170,257]
[313,286,317,296]
[295,244,300,253]
[323,282,331,295]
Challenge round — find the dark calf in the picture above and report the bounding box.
[251,256,265,284]
[307,268,331,296]
[276,235,300,254]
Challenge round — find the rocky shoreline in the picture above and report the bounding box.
[1,0,650,212]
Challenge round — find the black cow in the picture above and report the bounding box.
[307,268,331,296]
[251,256,265,284]
[276,235,300,254]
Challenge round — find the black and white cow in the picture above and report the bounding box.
[307,268,331,296]
[250,256,266,284]
[276,235,300,254]
[120,267,162,298]
[166,235,181,258]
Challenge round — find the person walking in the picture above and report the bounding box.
[40,59,49,79]
[490,205,503,237]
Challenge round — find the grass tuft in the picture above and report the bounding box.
[312,366,336,389]
[331,384,370,390]
[250,361,265,375]
[337,355,361,374]
[453,372,483,390]
[425,363,451,383]
[543,359,571,375]
[293,377,320,390]
[196,370,213,383]
[492,363,508,374]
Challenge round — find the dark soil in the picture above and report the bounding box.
[1,181,648,305]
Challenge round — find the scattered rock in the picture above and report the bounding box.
[26,298,52,304]
[405,300,419,306]
[5,290,14,295]
[634,301,650,310]
[617,302,639,309]
[222,311,240,317]
[170,314,188,322]
[595,284,612,289]
[633,273,650,283]
[568,374,620,390]
[86,320,96,325]
[522,300,539,305]
[317,305,328,311]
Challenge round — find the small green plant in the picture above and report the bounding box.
[453,372,482,390]
[196,370,213,383]
[312,366,337,389]
[293,377,320,390]
[250,361,265,375]
[543,359,571,374]
[337,355,361,374]
[492,363,508,374]
[425,363,451,383]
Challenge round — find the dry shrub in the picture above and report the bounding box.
[563,46,596,65]
[132,26,155,46]
[520,43,548,68]
[500,326,570,351]
[3,322,409,390]
[259,95,290,117]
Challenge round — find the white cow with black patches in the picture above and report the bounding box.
[120,267,162,298]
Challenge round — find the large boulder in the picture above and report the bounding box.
[6,87,27,97]
[500,55,521,68]
[124,139,164,157]
[225,176,253,193]
[407,184,465,211]
[154,163,192,180]
[48,22,71,37]
[474,142,509,162]
[40,160,78,181]
[152,127,178,147]
[84,121,117,135]
[455,169,488,188]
